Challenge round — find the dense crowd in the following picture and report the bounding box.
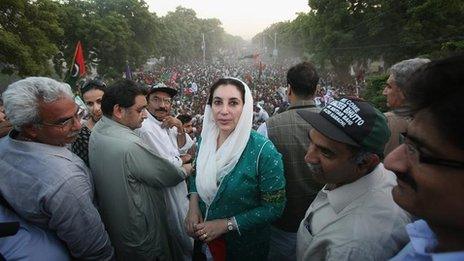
[0,55,463,261]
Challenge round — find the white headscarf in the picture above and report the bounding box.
[196,77,253,206]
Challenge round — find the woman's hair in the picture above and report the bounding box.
[207,78,245,105]
[3,77,73,130]
[80,79,106,96]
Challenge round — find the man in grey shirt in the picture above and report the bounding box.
[0,77,114,260]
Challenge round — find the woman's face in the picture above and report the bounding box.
[211,84,244,136]
[83,89,104,122]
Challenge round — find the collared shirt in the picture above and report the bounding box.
[266,99,322,232]
[296,163,411,261]
[0,130,114,260]
[136,113,193,168]
[0,205,70,260]
[137,112,194,259]
[390,219,464,261]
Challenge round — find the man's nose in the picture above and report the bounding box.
[384,144,409,174]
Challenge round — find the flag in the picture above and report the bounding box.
[65,41,86,91]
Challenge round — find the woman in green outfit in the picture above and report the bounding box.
[185,77,286,260]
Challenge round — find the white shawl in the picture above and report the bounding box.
[196,77,253,206]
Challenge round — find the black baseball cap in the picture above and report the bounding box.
[297,98,390,156]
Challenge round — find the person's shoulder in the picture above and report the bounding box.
[249,130,268,144]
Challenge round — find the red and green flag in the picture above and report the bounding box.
[65,41,86,91]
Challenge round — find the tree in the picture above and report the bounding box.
[0,0,63,76]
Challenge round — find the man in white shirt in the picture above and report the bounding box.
[295,98,411,260]
[136,83,194,260]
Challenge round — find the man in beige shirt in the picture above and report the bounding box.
[382,58,429,156]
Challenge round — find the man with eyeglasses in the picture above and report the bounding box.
[0,98,13,138]
[295,98,411,260]
[89,80,186,260]
[136,83,194,260]
[386,55,464,260]
[0,77,114,260]
[382,58,430,156]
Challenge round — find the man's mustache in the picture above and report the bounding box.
[155,108,167,112]
[307,162,323,175]
[395,171,418,191]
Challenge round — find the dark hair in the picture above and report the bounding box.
[207,78,245,105]
[101,80,147,117]
[177,114,192,124]
[286,62,319,97]
[405,55,464,149]
[80,79,106,95]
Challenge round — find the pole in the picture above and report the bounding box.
[202,33,206,64]
[274,32,277,63]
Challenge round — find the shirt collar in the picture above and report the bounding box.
[7,129,75,160]
[326,163,384,214]
[146,111,162,125]
[287,99,316,110]
[405,219,464,260]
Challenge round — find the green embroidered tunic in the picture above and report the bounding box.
[190,131,286,260]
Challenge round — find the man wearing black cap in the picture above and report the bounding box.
[295,98,411,260]
[136,83,194,260]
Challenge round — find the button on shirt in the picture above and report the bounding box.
[296,163,411,261]
[390,219,464,261]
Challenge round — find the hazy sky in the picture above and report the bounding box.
[145,0,310,40]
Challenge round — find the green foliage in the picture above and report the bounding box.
[1,1,238,78]
[254,0,464,83]
[0,0,62,76]
[362,74,388,112]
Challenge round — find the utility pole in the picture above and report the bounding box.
[202,33,206,64]
[273,32,277,63]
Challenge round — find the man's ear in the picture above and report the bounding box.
[22,124,39,140]
[356,153,380,174]
[287,85,293,97]
[112,104,124,120]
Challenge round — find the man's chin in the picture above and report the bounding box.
[154,112,167,120]
[92,115,102,122]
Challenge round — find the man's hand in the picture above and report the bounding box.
[180,154,192,164]
[182,163,193,176]
[162,116,183,131]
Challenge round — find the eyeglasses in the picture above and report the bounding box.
[400,132,464,169]
[39,107,85,129]
[150,97,172,105]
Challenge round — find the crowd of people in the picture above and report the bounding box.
[0,54,463,261]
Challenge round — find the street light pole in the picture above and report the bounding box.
[273,32,277,63]
[202,33,206,64]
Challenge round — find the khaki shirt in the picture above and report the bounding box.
[384,111,410,157]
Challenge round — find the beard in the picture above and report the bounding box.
[307,162,323,175]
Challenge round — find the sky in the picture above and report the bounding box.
[145,0,311,40]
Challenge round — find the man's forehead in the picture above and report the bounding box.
[408,110,456,158]
[151,91,171,98]
[39,97,76,117]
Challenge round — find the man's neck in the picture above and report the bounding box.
[430,223,464,252]
[289,95,314,105]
